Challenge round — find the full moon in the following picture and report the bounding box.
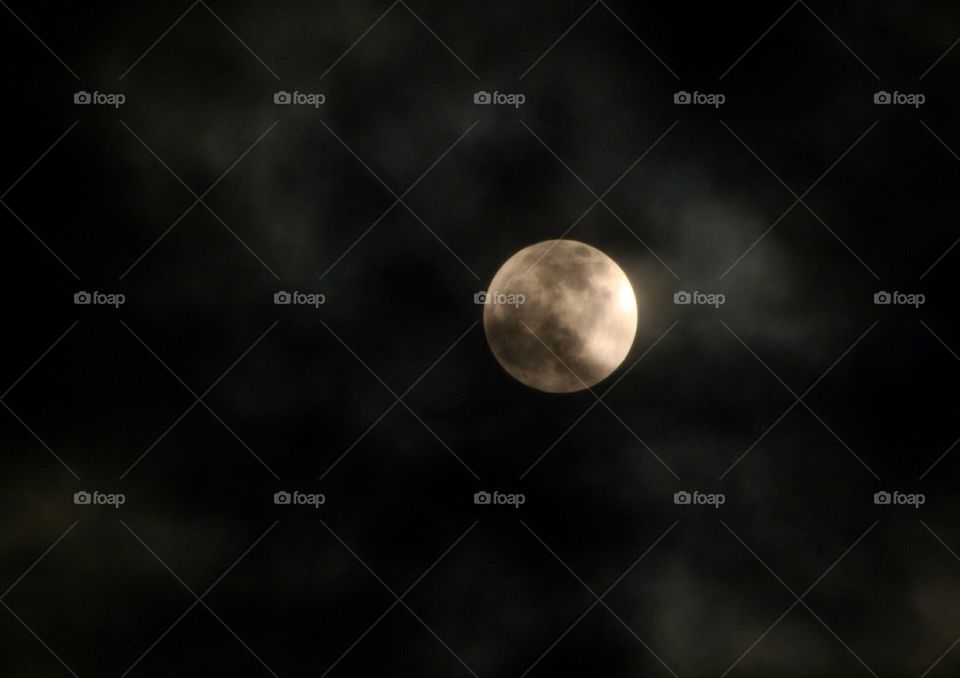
[483,240,638,393]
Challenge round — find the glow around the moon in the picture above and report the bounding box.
[482,240,638,393]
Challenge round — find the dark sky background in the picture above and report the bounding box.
[2,1,960,675]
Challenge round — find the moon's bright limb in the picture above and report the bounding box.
[483,240,638,393]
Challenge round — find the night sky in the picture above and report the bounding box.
[2,1,960,675]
